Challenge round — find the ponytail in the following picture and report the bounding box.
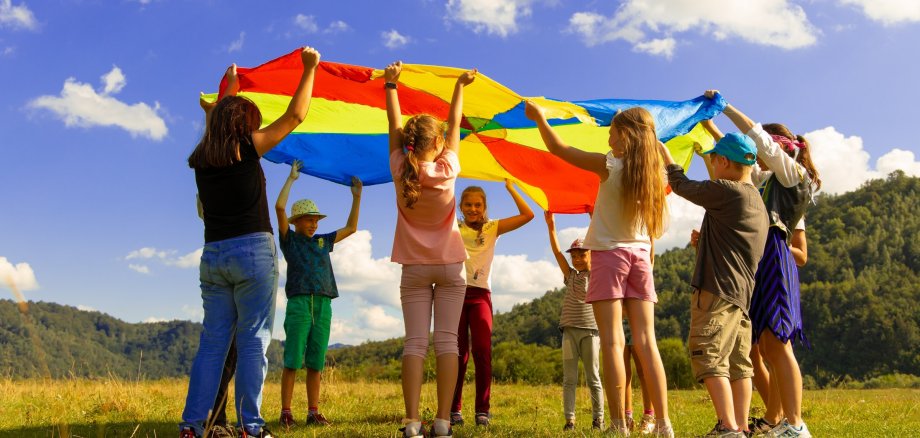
[399,115,445,209]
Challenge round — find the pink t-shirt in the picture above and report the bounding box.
[389,149,467,265]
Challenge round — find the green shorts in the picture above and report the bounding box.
[283,294,332,371]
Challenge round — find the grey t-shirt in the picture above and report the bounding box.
[666,164,769,313]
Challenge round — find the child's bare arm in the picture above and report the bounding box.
[790,229,807,266]
[334,177,363,243]
[252,47,321,156]
[544,212,571,278]
[445,69,477,153]
[384,61,403,155]
[199,64,240,127]
[497,180,535,235]
[524,100,606,178]
[275,160,301,239]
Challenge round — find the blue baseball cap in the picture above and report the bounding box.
[703,132,757,165]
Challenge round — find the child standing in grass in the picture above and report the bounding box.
[660,129,769,437]
[385,60,477,438]
[275,160,362,429]
[449,181,534,428]
[545,212,604,432]
[526,102,674,437]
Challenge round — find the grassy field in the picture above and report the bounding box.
[1,375,919,437]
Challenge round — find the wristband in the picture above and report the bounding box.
[385,82,398,89]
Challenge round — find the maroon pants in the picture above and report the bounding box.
[451,286,493,413]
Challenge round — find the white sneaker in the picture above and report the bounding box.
[764,420,811,438]
[638,414,656,435]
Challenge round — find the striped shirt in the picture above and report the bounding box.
[560,270,597,330]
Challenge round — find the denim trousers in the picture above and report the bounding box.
[180,232,278,436]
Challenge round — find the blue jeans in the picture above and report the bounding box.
[180,232,278,436]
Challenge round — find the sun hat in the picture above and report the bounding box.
[565,238,586,253]
[289,199,326,222]
[702,132,757,165]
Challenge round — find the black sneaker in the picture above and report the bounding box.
[449,411,464,426]
[400,422,426,438]
[748,417,775,435]
[179,427,198,438]
[240,426,275,438]
[563,420,575,431]
[474,412,491,426]
[592,417,605,430]
[429,424,453,437]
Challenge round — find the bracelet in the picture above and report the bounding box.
[385,82,398,89]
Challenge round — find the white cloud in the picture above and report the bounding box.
[28,66,168,141]
[659,194,706,252]
[126,247,169,260]
[839,0,920,25]
[446,0,533,37]
[382,29,410,49]
[181,304,204,322]
[143,316,170,323]
[226,31,245,53]
[0,0,37,30]
[168,248,202,269]
[100,66,126,95]
[490,254,560,311]
[328,299,405,345]
[357,304,403,332]
[329,230,401,308]
[325,20,350,33]
[128,264,151,274]
[568,0,818,57]
[77,304,97,312]
[804,126,920,194]
[557,226,588,252]
[0,256,39,291]
[294,14,319,33]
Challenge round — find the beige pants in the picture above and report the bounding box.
[400,263,467,358]
[689,289,754,382]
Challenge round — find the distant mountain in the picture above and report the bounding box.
[0,300,284,379]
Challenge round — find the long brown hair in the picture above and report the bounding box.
[188,96,262,169]
[399,114,445,208]
[459,186,488,231]
[763,123,822,191]
[613,107,667,238]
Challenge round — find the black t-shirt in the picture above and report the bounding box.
[195,137,273,243]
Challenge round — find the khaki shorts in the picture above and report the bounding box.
[688,289,753,382]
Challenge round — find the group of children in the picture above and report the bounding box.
[184,45,820,438]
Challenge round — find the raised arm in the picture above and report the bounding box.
[524,100,607,178]
[444,69,477,153]
[497,180,535,235]
[698,119,721,179]
[706,90,756,134]
[275,160,301,240]
[251,46,321,156]
[334,177,363,243]
[384,61,404,155]
[200,64,240,127]
[544,212,571,278]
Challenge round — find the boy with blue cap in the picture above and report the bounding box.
[658,131,769,437]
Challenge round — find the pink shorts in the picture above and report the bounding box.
[585,247,657,303]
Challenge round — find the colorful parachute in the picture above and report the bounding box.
[206,49,725,213]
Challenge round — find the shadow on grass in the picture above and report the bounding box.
[1,422,178,437]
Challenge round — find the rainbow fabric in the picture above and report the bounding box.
[206,49,726,213]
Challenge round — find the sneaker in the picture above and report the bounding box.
[400,421,425,438]
[626,416,635,431]
[279,411,296,428]
[208,423,237,438]
[240,426,275,438]
[179,427,198,438]
[653,423,675,438]
[638,414,656,435]
[306,412,331,426]
[449,411,464,426]
[429,422,453,437]
[700,422,745,437]
[748,417,775,435]
[593,417,605,430]
[764,420,811,438]
[563,420,576,431]
[475,412,491,426]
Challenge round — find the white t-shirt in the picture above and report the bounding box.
[583,153,652,251]
[459,219,499,289]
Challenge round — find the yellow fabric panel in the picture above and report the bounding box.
[528,96,596,125]
[486,123,611,154]
[457,135,550,209]
[665,123,714,171]
[390,64,522,120]
[238,92,387,134]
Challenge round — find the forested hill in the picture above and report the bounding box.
[2,173,918,385]
[0,300,284,379]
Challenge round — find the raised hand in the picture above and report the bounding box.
[224,64,240,97]
[524,100,545,121]
[351,176,363,197]
[704,89,720,99]
[301,46,321,69]
[544,210,555,225]
[384,61,402,83]
[457,69,477,86]
[505,178,515,191]
[288,160,302,180]
[199,92,216,114]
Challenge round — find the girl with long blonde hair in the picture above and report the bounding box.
[525,102,673,437]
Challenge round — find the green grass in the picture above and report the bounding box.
[1,375,919,437]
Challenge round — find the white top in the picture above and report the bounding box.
[459,219,499,289]
[747,123,808,189]
[583,153,652,251]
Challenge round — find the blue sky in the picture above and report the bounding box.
[2,0,919,345]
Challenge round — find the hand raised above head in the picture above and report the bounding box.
[544,210,555,224]
[704,89,720,99]
[384,61,402,83]
[289,160,302,180]
[350,176,363,196]
[523,100,544,121]
[457,68,477,86]
[224,63,240,97]
[301,46,321,69]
